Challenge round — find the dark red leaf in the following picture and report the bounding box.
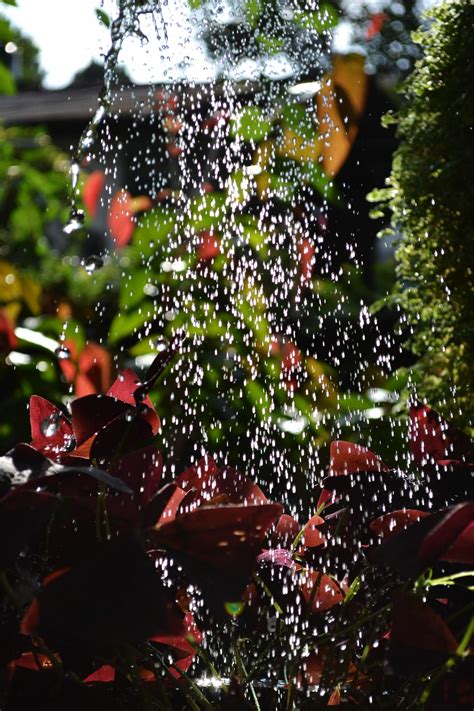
[368,510,447,575]
[107,189,152,248]
[76,342,112,397]
[110,445,163,504]
[370,509,430,541]
[21,537,184,647]
[410,401,473,467]
[176,465,268,514]
[257,548,295,569]
[70,394,128,445]
[175,455,219,490]
[107,367,161,433]
[145,483,188,528]
[328,440,389,476]
[0,488,59,568]
[442,520,474,564]
[419,501,474,565]
[270,514,301,547]
[391,592,457,654]
[135,330,185,400]
[152,503,283,577]
[89,413,154,461]
[107,367,141,406]
[0,309,17,354]
[29,396,74,461]
[300,570,344,613]
[301,514,326,548]
[197,231,220,261]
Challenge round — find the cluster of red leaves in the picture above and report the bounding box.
[82,169,152,248]
[0,337,472,707]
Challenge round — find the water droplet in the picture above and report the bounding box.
[70,161,80,190]
[40,412,60,437]
[55,345,71,360]
[143,282,158,296]
[125,409,135,422]
[84,255,104,274]
[64,209,85,234]
[156,336,169,352]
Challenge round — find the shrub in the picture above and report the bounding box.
[372,2,474,431]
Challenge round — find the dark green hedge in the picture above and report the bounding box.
[372,1,474,431]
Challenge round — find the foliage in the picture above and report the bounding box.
[194,0,337,80]
[0,347,473,709]
[0,7,405,492]
[0,13,44,91]
[371,2,474,431]
[0,124,123,446]
[189,0,422,82]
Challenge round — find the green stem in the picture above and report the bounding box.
[187,637,221,682]
[146,643,216,711]
[232,636,261,711]
[253,573,283,615]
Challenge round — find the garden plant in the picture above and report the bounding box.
[0,1,472,709]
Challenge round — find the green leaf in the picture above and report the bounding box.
[256,34,284,54]
[245,379,272,421]
[230,106,272,143]
[227,170,252,206]
[187,0,202,8]
[118,269,150,311]
[95,8,111,28]
[186,193,226,231]
[268,173,296,203]
[299,162,342,204]
[294,3,339,33]
[0,1,18,6]
[240,225,269,258]
[109,306,155,344]
[243,0,262,29]
[281,103,314,140]
[0,63,16,96]
[131,208,177,259]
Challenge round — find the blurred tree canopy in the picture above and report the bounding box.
[0,11,43,92]
[189,0,421,82]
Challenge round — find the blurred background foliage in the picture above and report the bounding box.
[0,0,447,504]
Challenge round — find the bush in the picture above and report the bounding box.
[372,2,474,431]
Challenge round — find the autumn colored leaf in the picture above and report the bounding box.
[317,53,368,176]
[83,169,106,218]
[107,189,153,248]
